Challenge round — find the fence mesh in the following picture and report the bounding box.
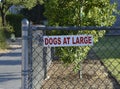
[28,28,120,89]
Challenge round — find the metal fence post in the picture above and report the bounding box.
[28,22,33,89]
[21,18,29,89]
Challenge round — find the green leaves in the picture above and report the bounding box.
[44,0,116,72]
[0,0,44,26]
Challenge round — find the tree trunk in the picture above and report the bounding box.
[0,10,8,38]
[1,11,6,26]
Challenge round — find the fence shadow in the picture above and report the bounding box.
[0,60,21,65]
[87,35,120,89]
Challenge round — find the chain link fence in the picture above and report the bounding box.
[22,19,120,89]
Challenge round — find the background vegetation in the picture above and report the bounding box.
[0,17,7,49]
[6,14,24,37]
[44,0,117,71]
[0,0,44,49]
[20,4,46,24]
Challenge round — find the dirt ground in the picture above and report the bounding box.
[41,50,120,89]
[0,49,10,53]
[0,38,21,54]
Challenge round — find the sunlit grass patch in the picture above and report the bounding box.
[93,36,120,83]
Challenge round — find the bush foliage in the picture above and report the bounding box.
[6,14,24,37]
[0,18,7,49]
[44,0,116,71]
[0,29,8,49]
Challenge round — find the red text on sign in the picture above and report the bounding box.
[72,36,92,44]
[45,37,61,45]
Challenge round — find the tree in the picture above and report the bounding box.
[20,4,46,24]
[44,0,117,73]
[0,0,44,26]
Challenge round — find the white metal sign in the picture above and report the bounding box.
[43,35,93,47]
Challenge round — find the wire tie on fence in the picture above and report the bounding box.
[22,70,30,76]
[29,69,33,72]
[45,76,50,80]
[48,45,51,48]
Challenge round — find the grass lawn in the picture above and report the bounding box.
[93,35,120,83]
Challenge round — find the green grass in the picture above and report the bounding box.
[0,29,7,49]
[93,36,120,83]
[0,41,7,49]
[103,58,120,82]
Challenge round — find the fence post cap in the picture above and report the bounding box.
[22,18,29,26]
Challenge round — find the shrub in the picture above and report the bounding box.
[44,0,116,72]
[0,28,7,49]
[6,14,24,37]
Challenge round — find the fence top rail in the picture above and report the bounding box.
[31,25,120,31]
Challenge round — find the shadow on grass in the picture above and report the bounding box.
[89,35,120,88]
